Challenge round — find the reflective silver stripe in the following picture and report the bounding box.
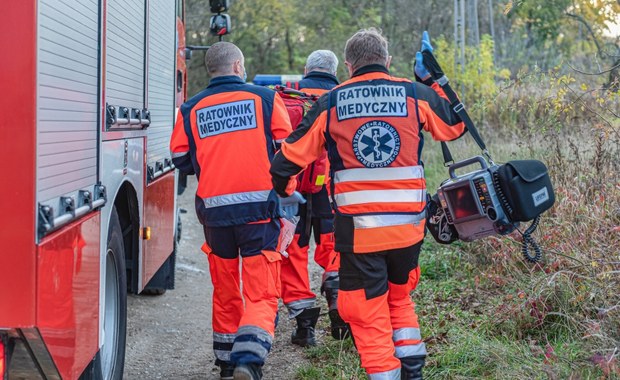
[274,138,286,143]
[334,166,424,183]
[231,341,269,360]
[322,271,339,283]
[395,342,427,358]
[171,150,189,158]
[334,189,426,207]
[353,212,426,229]
[367,367,401,380]
[392,327,422,342]
[236,325,273,345]
[203,190,271,209]
[285,298,316,318]
[213,332,236,343]
[214,349,231,362]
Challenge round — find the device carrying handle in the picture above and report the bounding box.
[421,50,492,163]
[448,156,488,179]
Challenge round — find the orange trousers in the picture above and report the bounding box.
[337,242,426,378]
[203,220,281,366]
[280,216,339,317]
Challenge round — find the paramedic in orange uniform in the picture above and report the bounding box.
[270,29,465,379]
[279,50,350,347]
[170,42,300,380]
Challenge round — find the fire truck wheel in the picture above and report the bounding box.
[81,207,127,380]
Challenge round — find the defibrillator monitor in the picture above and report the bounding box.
[436,156,515,242]
[443,182,480,222]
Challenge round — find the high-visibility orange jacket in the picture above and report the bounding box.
[294,71,339,96]
[171,75,293,227]
[295,71,338,216]
[271,65,465,253]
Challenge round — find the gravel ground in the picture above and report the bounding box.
[124,176,323,379]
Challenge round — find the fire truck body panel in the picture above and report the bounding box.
[142,173,177,288]
[37,213,101,380]
[0,0,181,378]
[0,0,38,330]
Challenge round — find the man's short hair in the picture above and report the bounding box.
[305,50,339,75]
[204,41,244,76]
[344,28,389,71]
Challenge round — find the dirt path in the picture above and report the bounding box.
[124,176,319,379]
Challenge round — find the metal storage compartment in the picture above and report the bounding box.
[36,0,101,237]
[146,0,176,179]
[106,0,145,111]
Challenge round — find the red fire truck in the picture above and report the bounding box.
[0,0,189,378]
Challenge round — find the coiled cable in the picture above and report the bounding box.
[493,170,542,263]
[492,170,513,216]
[521,216,542,263]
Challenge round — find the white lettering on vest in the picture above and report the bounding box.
[196,100,257,138]
[336,85,407,120]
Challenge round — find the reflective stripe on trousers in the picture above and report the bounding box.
[203,190,271,209]
[393,327,421,342]
[231,325,273,362]
[395,342,427,358]
[367,367,401,380]
[393,326,427,358]
[213,332,236,362]
[285,298,316,319]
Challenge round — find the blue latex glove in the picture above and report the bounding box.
[279,191,306,218]
[414,31,433,81]
[421,31,433,53]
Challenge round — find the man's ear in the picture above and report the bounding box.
[233,59,242,75]
[345,61,354,77]
[304,66,308,76]
[386,55,392,69]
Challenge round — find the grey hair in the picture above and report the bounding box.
[204,41,244,76]
[305,50,339,75]
[344,28,389,71]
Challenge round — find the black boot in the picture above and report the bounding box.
[400,356,425,380]
[322,275,350,340]
[233,363,262,380]
[215,359,235,380]
[291,307,320,347]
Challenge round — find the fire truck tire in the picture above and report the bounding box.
[81,207,127,380]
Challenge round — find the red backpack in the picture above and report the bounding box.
[273,85,329,194]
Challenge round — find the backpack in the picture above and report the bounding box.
[273,85,328,194]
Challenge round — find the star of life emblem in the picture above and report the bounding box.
[352,120,401,168]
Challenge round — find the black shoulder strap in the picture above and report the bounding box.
[421,50,492,165]
[412,81,453,165]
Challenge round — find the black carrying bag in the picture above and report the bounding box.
[495,160,555,222]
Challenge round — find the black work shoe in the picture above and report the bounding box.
[328,309,351,340]
[233,363,263,380]
[400,356,425,380]
[291,307,321,347]
[322,277,351,340]
[218,362,234,380]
